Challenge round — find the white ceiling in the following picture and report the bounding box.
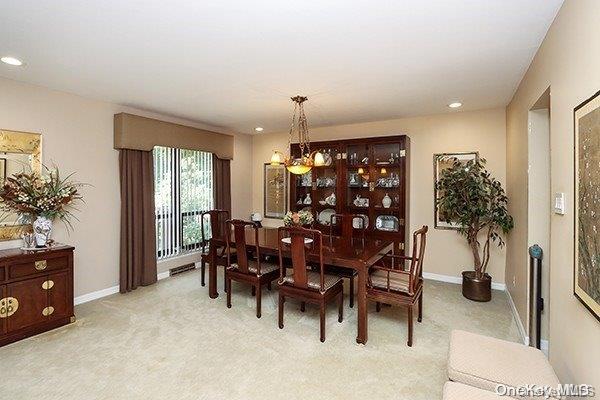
[0,0,563,134]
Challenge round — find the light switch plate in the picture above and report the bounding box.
[554,192,566,215]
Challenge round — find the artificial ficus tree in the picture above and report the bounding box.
[436,158,514,279]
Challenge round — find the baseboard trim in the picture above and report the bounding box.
[74,267,190,306]
[506,287,528,345]
[157,271,170,280]
[74,285,119,306]
[423,272,506,291]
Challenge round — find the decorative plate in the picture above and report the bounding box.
[352,214,369,229]
[375,215,399,232]
[318,208,336,225]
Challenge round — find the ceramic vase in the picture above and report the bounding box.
[382,193,392,208]
[33,216,53,247]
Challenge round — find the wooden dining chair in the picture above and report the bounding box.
[327,213,367,308]
[366,225,428,346]
[277,226,344,342]
[225,219,279,318]
[200,209,235,289]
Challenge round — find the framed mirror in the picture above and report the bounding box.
[0,129,42,240]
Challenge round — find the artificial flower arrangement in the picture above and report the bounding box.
[0,166,85,246]
[282,210,314,227]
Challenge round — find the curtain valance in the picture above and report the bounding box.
[114,113,234,160]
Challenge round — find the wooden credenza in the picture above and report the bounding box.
[0,245,74,347]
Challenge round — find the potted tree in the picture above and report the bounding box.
[436,157,514,301]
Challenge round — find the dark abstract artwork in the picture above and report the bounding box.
[575,90,600,321]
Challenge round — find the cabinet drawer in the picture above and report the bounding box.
[8,256,68,280]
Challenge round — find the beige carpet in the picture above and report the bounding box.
[1,268,519,400]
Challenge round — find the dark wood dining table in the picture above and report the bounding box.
[207,227,393,344]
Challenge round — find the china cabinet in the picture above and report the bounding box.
[289,135,410,253]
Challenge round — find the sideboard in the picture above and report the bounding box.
[0,245,75,347]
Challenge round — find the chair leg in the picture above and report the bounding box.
[418,295,423,323]
[349,276,354,308]
[223,268,227,293]
[376,302,381,312]
[256,285,262,319]
[300,301,306,312]
[338,292,344,323]
[320,302,326,343]
[226,277,232,308]
[201,261,206,286]
[251,286,256,296]
[278,294,285,329]
[407,305,413,347]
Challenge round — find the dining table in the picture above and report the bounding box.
[207,226,393,344]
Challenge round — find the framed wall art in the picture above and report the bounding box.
[433,152,479,230]
[574,89,600,321]
[264,163,288,219]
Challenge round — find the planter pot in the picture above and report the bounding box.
[462,271,492,302]
[33,216,53,247]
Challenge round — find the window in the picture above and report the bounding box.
[154,146,213,259]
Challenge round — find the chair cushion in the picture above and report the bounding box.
[281,271,342,292]
[228,260,278,275]
[369,269,410,293]
[448,330,561,399]
[443,382,514,399]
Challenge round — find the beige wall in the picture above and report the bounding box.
[0,77,253,296]
[506,0,600,386]
[252,108,508,282]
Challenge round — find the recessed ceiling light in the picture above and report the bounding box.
[1,56,23,66]
[448,102,462,109]
[254,127,264,132]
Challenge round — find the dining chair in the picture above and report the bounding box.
[225,219,279,318]
[366,225,428,346]
[277,226,344,342]
[327,213,367,308]
[200,209,235,289]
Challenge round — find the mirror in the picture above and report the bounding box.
[0,129,42,241]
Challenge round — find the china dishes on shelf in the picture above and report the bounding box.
[375,215,400,232]
[375,172,400,188]
[318,208,336,226]
[353,195,369,208]
[316,176,336,188]
[352,214,369,229]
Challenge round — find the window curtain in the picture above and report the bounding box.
[119,149,158,293]
[213,154,231,214]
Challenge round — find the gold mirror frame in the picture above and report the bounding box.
[0,129,42,241]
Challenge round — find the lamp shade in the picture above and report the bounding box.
[314,151,325,167]
[270,151,283,165]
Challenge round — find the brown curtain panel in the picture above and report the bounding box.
[213,154,231,214]
[119,149,158,293]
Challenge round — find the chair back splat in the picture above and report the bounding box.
[277,226,325,291]
[201,209,230,250]
[225,219,261,274]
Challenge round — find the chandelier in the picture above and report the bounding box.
[270,95,325,175]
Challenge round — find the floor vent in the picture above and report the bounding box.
[169,263,196,277]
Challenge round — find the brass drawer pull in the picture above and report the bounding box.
[4,297,18,317]
[42,306,54,317]
[42,280,55,290]
[35,260,47,270]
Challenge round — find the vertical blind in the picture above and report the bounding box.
[153,146,214,259]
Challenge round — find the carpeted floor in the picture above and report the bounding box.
[1,268,520,400]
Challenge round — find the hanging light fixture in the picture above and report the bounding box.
[270,95,324,175]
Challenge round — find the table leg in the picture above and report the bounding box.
[208,243,219,299]
[356,267,368,344]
